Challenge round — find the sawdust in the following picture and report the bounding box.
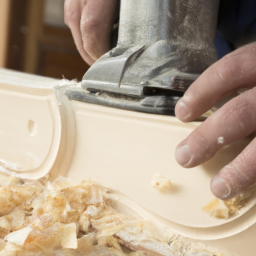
[203,187,256,219]
[151,173,172,192]
[0,171,230,256]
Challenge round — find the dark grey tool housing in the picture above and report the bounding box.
[66,0,219,115]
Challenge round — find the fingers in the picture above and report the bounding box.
[175,87,256,168]
[175,43,256,122]
[64,0,94,65]
[211,137,256,200]
[176,87,256,200]
[80,0,118,61]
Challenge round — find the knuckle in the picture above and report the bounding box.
[217,45,256,87]
[64,1,79,26]
[235,90,256,118]
[64,11,74,26]
[80,18,100,37]
[189,131,216,164]
[216,55,241,86]
[223,156,255,194]
[76,43,85,53]
[81,19,102,58]
[235,96,253,114]
[225,96,255,126]
[221,164,244,195]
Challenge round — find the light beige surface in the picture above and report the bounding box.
[0,68,75,179]
[66,100,251,229]
[1,68,256,255]
[0,89,54,170]
[0,0,10,67]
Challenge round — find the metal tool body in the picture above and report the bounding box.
[67,0,219,115]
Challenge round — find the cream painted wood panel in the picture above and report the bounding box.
[0,0,10,67]
[1,68,256,255]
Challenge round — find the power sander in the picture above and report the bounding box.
[66,0,219,115]
[2,1,256,255]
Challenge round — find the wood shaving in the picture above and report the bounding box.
[0,172,228,256]
[203,187,256,219]
[151,173,172,192]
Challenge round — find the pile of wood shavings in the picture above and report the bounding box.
[203,187,256,219]
[0,171,229,256]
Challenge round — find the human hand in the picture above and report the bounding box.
[64,0,118,66]
[175,43,256,200]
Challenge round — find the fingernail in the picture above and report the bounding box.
[175,100,190,120]
[175,145,192,166]
[211,176,231,199]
